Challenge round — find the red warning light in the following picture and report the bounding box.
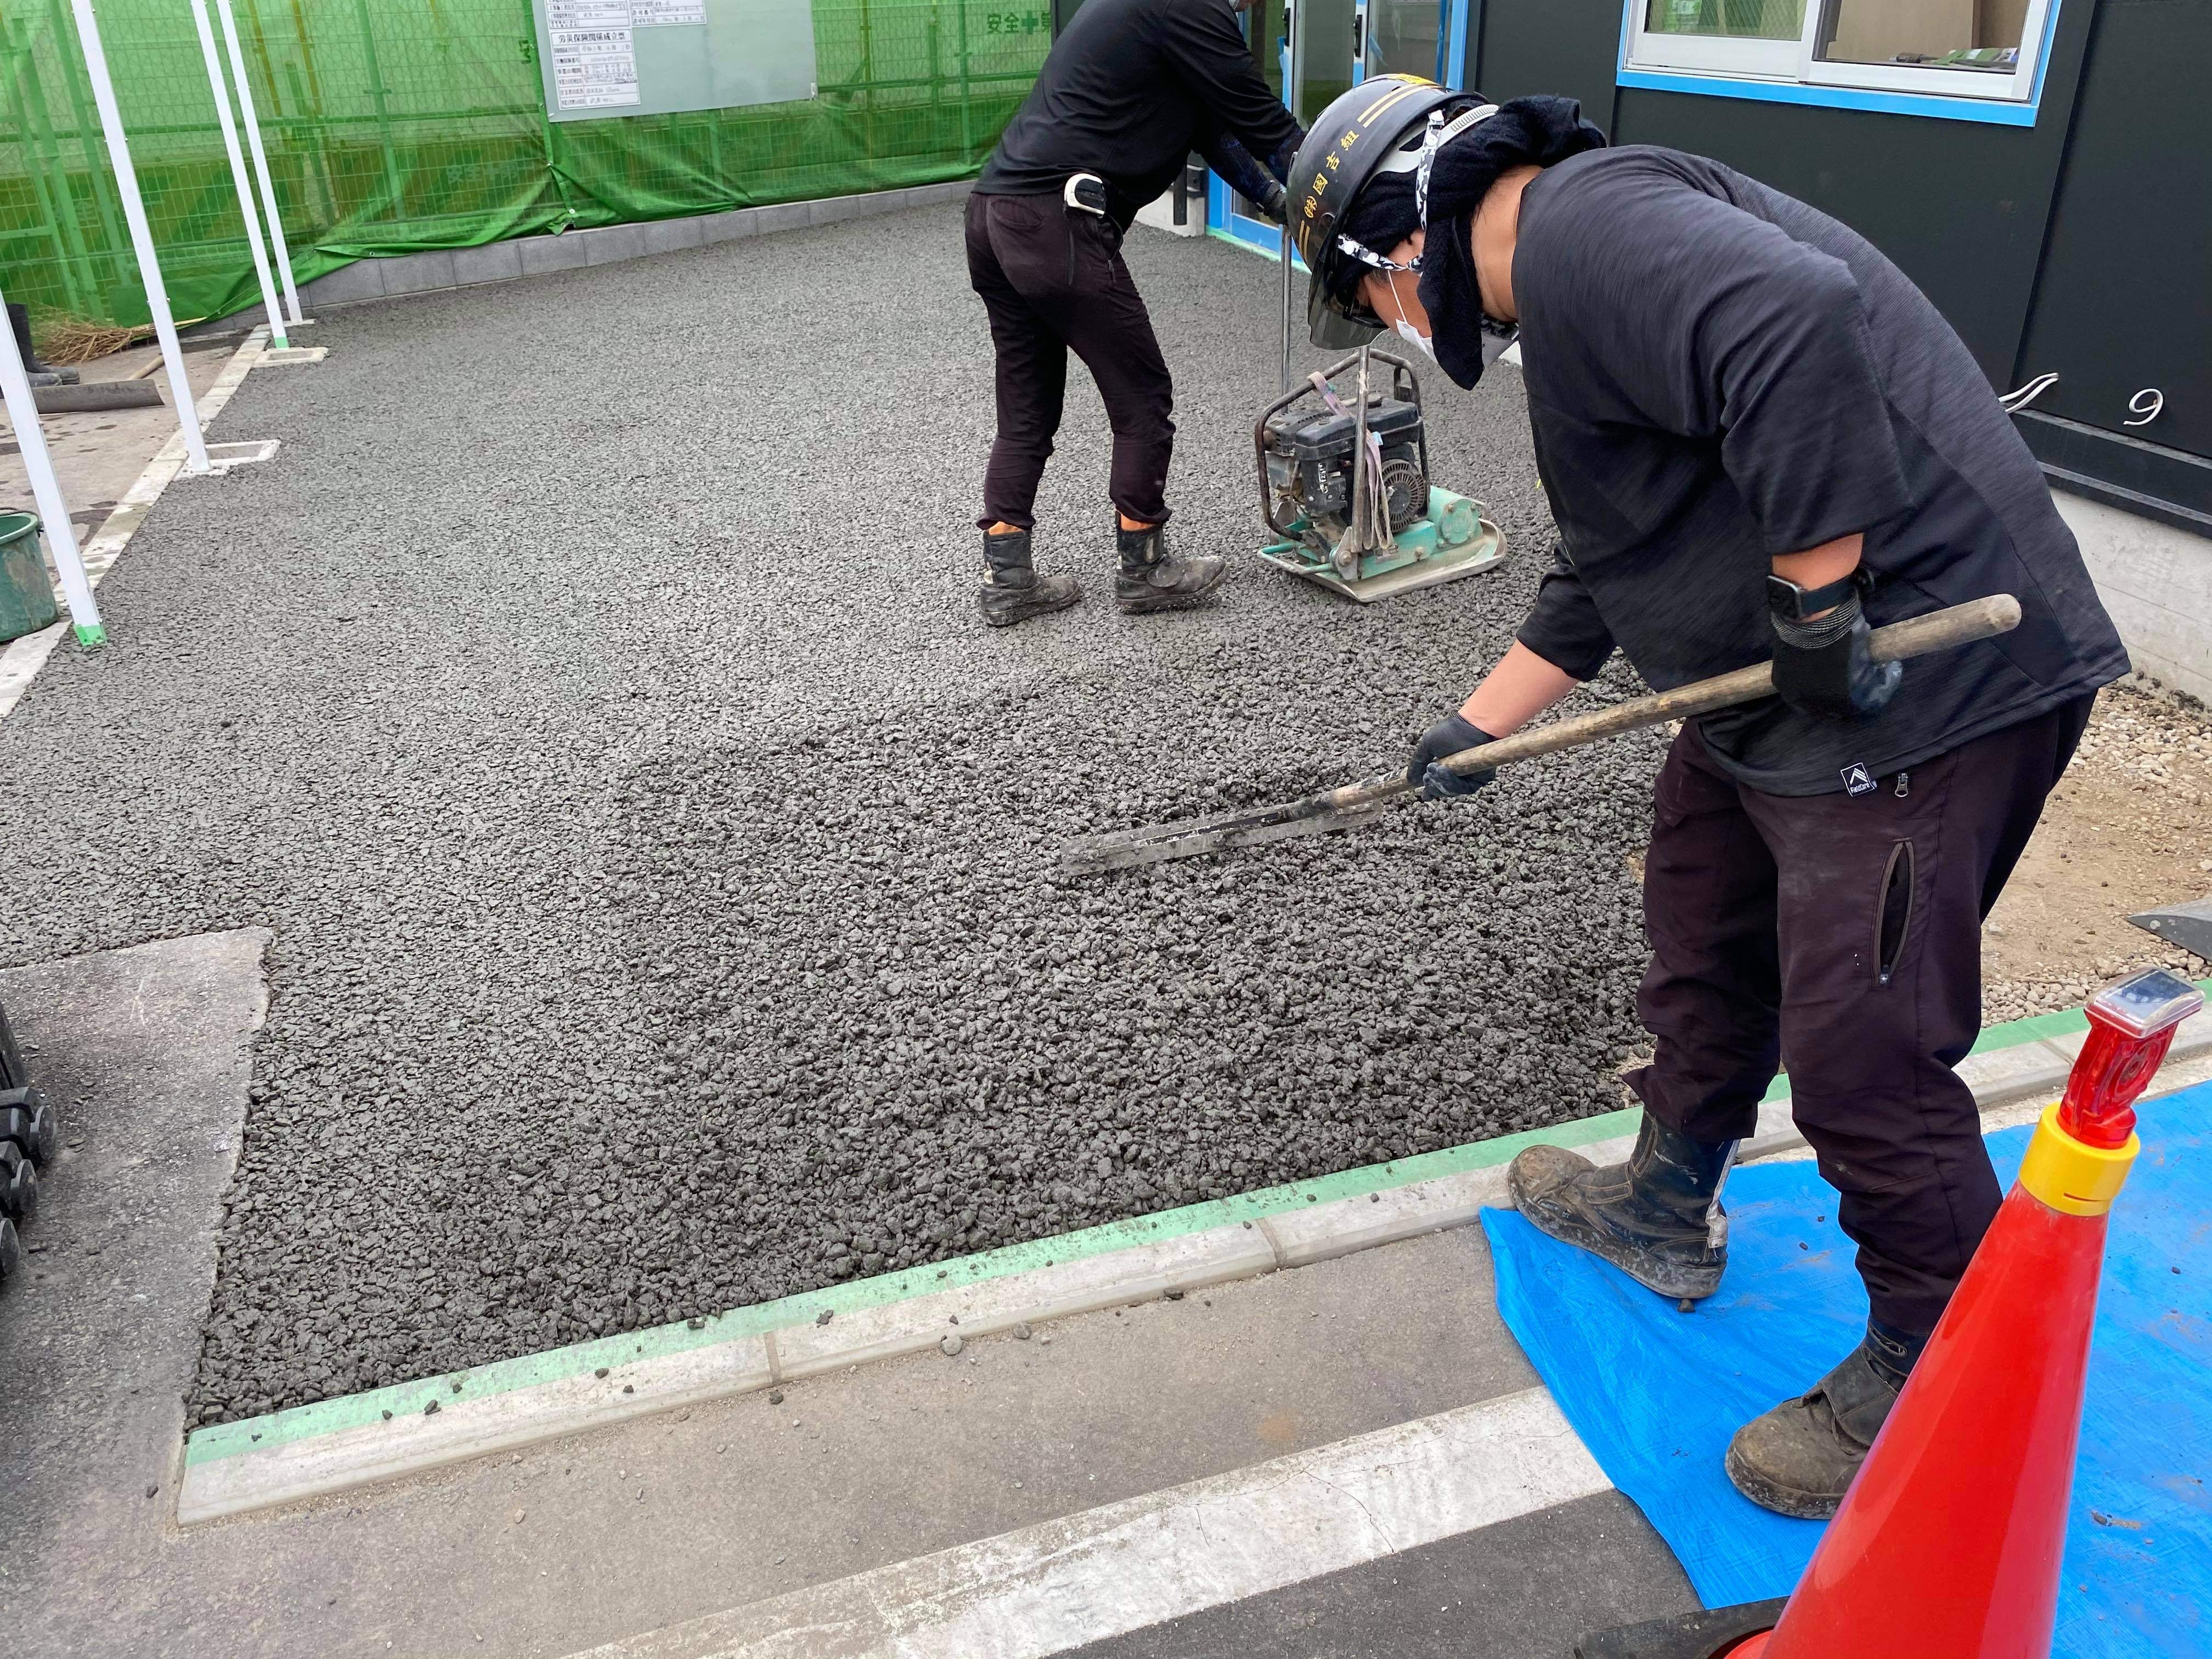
[2057,969,2204,1149]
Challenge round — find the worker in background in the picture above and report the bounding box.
[966,0,1303,627]
[1296,79,2129,1519]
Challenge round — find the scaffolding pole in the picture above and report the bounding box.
[67,0,210,475]
[217,0,304,325]
[0,281,103,646]
[188,0,289,348]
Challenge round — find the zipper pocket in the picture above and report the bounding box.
[1875,839,1915,986]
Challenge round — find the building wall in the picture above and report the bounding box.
[1471,0,2101,388]
[1469,0,1622,127]
[2014,0,2212,472]
[1469,0,2212,691]
[2059,492,2212,706]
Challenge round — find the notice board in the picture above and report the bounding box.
[531,0,819,121]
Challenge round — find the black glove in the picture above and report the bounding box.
[1254,179,1289,225]
[1407,713,1499,800]
[1769,589,1901,723]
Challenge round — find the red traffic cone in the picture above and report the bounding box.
[1726,966,2205,1659]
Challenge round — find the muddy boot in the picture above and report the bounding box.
[1506,1115,1735,1301]
[1725,1321,1925,1519]
[978,528,1081,628]
[1114,522,1223,614]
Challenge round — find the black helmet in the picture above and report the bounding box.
[1289,74,1496,348]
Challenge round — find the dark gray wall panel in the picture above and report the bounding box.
[2016,0,2212,459]
[1472,0,1624,124]
[1475,0,2097,388]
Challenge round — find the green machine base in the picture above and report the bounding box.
[1257,486,1508,604]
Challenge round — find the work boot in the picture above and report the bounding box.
[978,528,1081,628]
[1725,1321,1926,1519]
[1506,1115,1735,1302]
[1114,522,1223,614]
[8,302,76,385]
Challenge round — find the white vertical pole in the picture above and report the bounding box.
[0,286,103,646]
[69,0,211,475]
[187,0,288,350]
[216,0,304,326]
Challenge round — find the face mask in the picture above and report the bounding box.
[1383,276,1437,363]
[1393,316,1437,363]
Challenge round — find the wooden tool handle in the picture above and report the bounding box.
[1430,592,2023,782]
[1061,595,2022,874]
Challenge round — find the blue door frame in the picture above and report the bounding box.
[1207,0,1472,255]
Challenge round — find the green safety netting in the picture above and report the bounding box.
[0,0,1047,328]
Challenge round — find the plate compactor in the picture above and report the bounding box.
[1252,346,1506,603]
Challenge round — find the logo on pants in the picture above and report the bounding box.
[1841,762,1876,797]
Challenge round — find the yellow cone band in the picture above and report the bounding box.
[2016,1104,2139,1217]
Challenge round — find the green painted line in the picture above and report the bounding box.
[1962,978,2211,1054]
[1970,1004,2087,1051]
[189,978,2212,1473]
[1753,979,2212,1094]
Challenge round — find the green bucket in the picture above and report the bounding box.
[0,511,59,644]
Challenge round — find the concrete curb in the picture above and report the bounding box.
[220,179,978,326]
[0,326,275,723]
[175,989,2212,1526]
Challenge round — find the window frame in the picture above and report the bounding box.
[1623,4,1805,84]
[1618,0,2063,122]
[1798,0,2056,103]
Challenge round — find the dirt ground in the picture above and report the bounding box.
[1983,674,2212,1022]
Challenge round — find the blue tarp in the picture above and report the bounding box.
[1483,1080,2212,1658]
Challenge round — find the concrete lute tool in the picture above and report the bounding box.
[1062,594,2023,876]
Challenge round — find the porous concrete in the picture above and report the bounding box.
[0,929,265,1655]
[0,202,1658,1424]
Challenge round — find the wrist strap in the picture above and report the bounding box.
[1767,569,1867,621]
[1779,587,1861,647]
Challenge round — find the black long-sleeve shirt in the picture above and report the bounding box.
[1509,147,2127,795]
[976,0,1303,228]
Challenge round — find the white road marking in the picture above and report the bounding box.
[0,325,273,721]
[574,1386,1609,1659]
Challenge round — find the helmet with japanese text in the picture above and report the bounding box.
[1288,74,1498,348]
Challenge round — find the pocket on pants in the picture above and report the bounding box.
[1874,838,1915,986]
[1064,210,1120,292]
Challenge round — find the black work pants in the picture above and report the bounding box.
[964,190,1173,531]
[1626,697,2093,1334]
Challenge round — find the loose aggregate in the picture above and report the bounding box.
[0,203,1664,1425]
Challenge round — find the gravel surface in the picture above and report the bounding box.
[0,202,1662,1423]
[1980,675,2212,1024]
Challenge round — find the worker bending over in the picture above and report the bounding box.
[1297,80,2127,1518]
[966,0,1302,626]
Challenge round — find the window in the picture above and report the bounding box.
[1628,0,1810,79]
[1804,0,2041,99]
[1362,0,1447,82]
[1622,0,2057,114]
